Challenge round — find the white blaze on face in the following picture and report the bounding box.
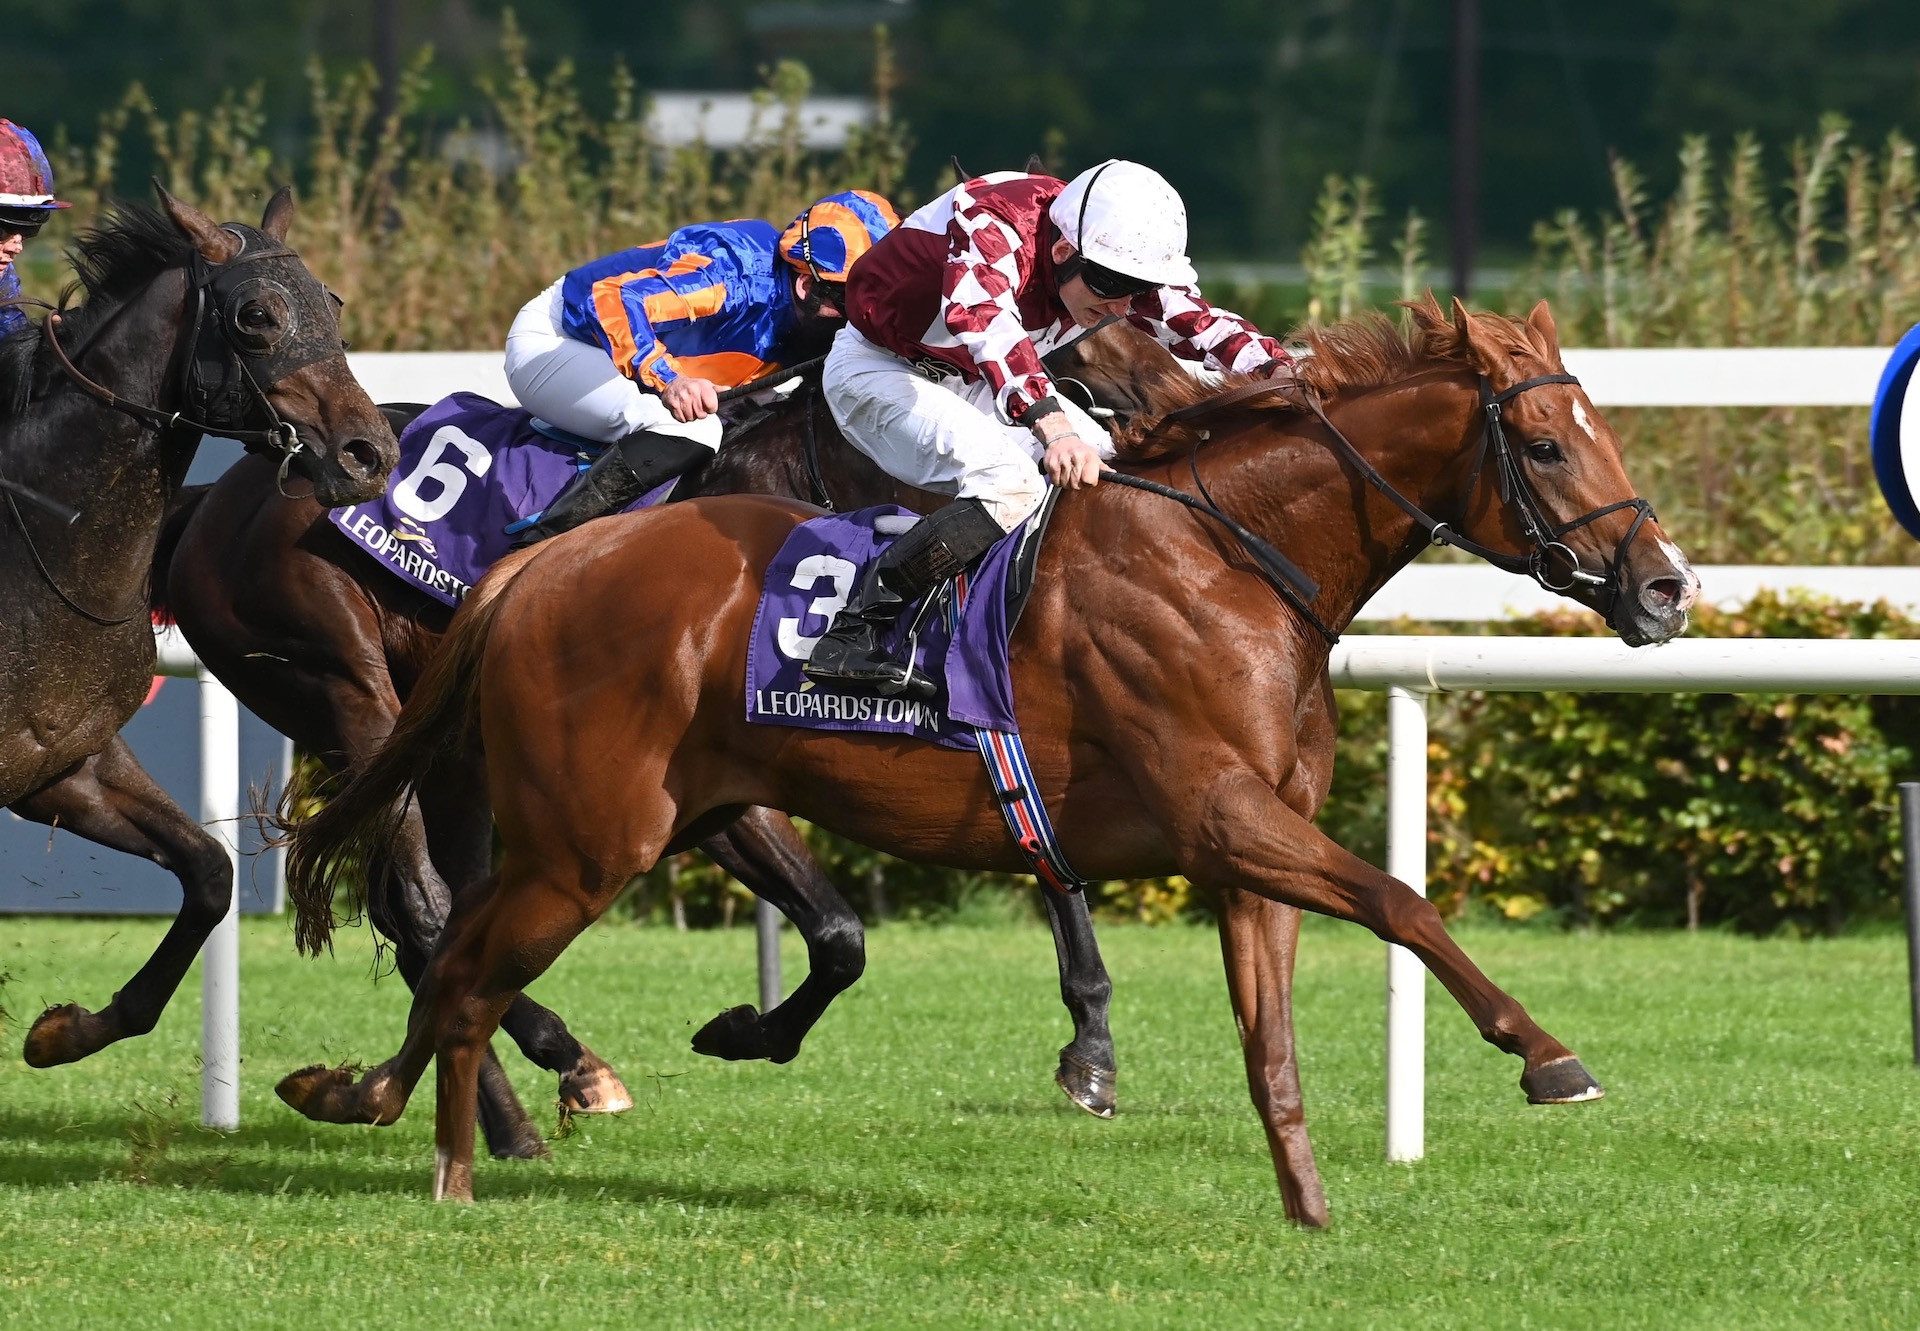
[1657,535,1703,608]
[1571,398,1598,443]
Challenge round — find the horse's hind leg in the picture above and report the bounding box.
[1039,885,1118,1118]
[1217,890,1327,1227]
[13,738,232,1067]
[425,864,607,1202]
[417,762,632,1116]
[687,807,866,1064]
[375,903,550,1162]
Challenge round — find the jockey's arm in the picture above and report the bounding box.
[941,202,1065,433]
[594,261,734,415]
[1126,286,1295,379]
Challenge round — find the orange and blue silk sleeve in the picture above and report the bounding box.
[590,253,730,391]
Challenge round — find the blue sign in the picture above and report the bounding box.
[1871,323,1920,541]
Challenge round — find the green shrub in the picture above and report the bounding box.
[1315,593,1920,936]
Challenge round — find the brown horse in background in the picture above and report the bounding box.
[158,323,1170,1158]
[278,296,1700,1222]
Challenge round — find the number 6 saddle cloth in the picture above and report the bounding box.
[327,391,681,607]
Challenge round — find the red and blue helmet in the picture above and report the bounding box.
[779,189,898,285]
[0,120,70,227]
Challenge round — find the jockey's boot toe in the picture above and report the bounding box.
[803,624,934,700]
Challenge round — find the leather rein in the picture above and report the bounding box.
[1148,370,1656,644]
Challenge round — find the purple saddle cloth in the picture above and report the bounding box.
[327,392,672,606]
[745,506,1030,751]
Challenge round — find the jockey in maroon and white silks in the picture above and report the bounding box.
[805,159,1299,699]
[843,171,1290,436]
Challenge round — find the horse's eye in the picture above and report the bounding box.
[241,304,274,329]
[1527,439,1564,464]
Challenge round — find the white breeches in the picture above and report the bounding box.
[502,278,723,449]
[821,326,1118,532]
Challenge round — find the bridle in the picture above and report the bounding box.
[40,223,341,490]
[1152,370,1657,643]
[5,222,344,624]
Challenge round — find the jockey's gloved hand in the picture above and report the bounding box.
[663,376,721,422]
[1261,356,1309,403]
[1041,430,1105,489]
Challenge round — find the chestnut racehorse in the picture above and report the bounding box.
[164,324,1163,1159]
[277,296,1700,1221]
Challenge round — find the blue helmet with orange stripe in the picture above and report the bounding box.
[780,189,898,286]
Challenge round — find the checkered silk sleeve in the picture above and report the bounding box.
[1128,287,1290,375]
[940,192,1055,422]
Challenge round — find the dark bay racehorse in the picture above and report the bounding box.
[159,324,1161,1159]
[275,296,1701,1219]
[1,187,396,1067]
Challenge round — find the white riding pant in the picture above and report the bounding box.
[503,277,723,449]
[821,326,1116,532]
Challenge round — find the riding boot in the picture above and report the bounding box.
[510,430,711,547]
[802,497,1006,700]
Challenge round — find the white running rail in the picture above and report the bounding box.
[1326,634,1920,1163]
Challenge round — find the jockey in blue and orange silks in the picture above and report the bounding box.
[0,120,71,340]
[503,189,899,544]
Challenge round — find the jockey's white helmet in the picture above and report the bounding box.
[1047,159,1198,289]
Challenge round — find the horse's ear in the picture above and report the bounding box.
[1525,299,1561,360]
[1451,296,1519,377]
[1404,289,1448,334]
[949,154,970,184]
[260,185,297,244]
[1025,153,1049,175]
[153,179,240,264]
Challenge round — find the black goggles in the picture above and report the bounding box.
[1059,249,1157,301]
[0,207,51,237]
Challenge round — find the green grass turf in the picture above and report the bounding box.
[1,913,1917,1329]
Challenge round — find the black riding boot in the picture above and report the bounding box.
[802,498,1005,700]
[511,430,711,547]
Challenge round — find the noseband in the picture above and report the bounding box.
[41,223,341,486]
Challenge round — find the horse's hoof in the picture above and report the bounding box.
[1055,1052,1117,1119]
[1521,1055,1606,1105]
[22,1003,113,1068]
[488,1121,553,1162]
[691,1004,769,1061]
[276,1063,400,1125]
[558,1054,633,1115]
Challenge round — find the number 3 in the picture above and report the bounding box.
[777,554,857,659]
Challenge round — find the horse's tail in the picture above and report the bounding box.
[281,543,543,956]
[149,483,212,625]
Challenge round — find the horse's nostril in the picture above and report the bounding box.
[341,438,381,475]
[1641,577,1684,611]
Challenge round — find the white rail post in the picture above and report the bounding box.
[756,899,782,1013]
[1385,684,1428,1162]
[198,672,241,1130]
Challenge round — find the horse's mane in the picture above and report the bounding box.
[1111,293,1514,462]
[0,203,196,418]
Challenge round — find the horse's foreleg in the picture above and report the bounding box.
[416,762,632,1117]
[1216,889,1327,1226]
[14,737,232,1067]
[689,807,866,1064]
[1180,768,1600,1106]
[1037,885,1118,1118]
